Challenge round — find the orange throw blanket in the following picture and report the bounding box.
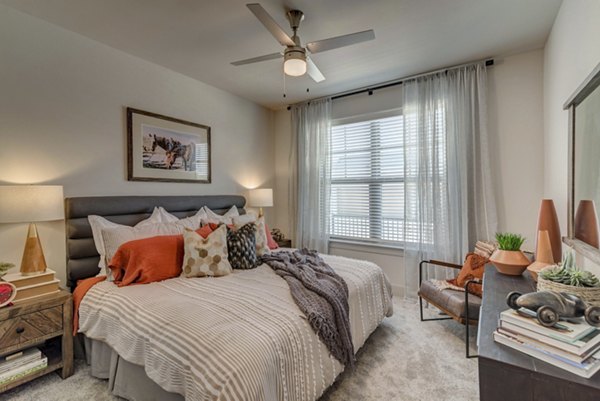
[72,276,106,336]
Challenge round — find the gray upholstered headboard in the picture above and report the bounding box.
[65,195,246,290]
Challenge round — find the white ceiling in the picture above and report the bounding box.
[1,0,562,110]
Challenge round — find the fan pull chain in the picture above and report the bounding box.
[283,70,287,98]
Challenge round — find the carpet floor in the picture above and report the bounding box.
[0,299,479,401]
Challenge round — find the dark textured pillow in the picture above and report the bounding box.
[227,223,258,269]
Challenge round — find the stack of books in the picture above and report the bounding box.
[0,348,47,386]
[1,269,60,304]
[495,308,600,378]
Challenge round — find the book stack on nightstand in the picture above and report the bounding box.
[2,269,60,304]
[0,348,48,386]
[494,308,600,378]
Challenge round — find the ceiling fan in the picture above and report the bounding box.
[231,3,375,83]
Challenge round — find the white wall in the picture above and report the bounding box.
[0,5,275,285]
[273,50,545,296]
[273,110,292,239]
[488,50,545,250]
[543,0,600,274]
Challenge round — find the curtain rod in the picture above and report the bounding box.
[287,58,494,110]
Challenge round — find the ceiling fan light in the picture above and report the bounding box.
[284,58,306,76]
[283,49,307,76]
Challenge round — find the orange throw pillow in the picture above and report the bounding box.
[447,252,487,297]
[109,227,213,287]
[197,224,213,239]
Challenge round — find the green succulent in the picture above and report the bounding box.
[495,232,526,251]
[0,262,14,277]
[539,251,600,288]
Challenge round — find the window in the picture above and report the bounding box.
[195,143,209,180]
[329,110,445,246]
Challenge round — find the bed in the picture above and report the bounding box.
[66,195,393,401]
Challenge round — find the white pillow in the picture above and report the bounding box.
[88,207,163,273]
[231,213,255,227]
[101,221,198,281]
[232,214,270,256]
[155,207,180,223]
[157,207,207,228]
[202,205,240,225]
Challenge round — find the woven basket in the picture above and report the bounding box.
[537,267,600,306]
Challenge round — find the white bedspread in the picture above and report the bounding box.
[79,253,393,401]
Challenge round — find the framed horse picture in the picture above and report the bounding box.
[127,107,211,183]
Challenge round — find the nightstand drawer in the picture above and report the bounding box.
[0,306,63,348]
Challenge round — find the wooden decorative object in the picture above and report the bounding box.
[489,250,530,276]
[574,200,600,248]
[20,223,47,276]
[537,199,562,263]
[527,230,554,281]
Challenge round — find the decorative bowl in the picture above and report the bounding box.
[489,249,530,276]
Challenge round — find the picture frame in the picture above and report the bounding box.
[127,107,211,183]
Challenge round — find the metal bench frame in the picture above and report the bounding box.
[418,259,481,358]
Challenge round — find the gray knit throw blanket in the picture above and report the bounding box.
[261,249,355,367]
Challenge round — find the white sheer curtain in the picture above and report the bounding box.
[402,62,497,297]
[289,98,332,253]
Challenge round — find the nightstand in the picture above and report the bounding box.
[276,239,292,248]
[0,289,73,392]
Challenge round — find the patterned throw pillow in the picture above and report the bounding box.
[232,215,270,256]
[227,223,258,269]
[182,225,232,278]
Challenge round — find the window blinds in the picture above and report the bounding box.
[330,115,404,244]
[329,111,445,246]
[195,143,209,180]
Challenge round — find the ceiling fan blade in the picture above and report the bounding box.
[246,3,295,47]
[306,29,375,54]
[231,52,283,66]
[306,58,325,83]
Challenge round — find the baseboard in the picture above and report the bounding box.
[391,284,404,298]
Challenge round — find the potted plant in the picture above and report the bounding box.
[538,251,600,306]
[489,232,530,275]
[0,262,13,277]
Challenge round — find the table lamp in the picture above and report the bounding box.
[248,188,273,217]
[0,185,64,275]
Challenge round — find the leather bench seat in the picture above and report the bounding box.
[418,280,482,319]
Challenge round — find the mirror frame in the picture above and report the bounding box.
[563,62,600,264]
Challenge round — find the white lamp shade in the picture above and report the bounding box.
[284,58,307,76]
[0,185,64,223]
[248,188,273,208]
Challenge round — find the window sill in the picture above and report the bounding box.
[328,239,404,257]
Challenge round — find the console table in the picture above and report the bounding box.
[478,265,600,401]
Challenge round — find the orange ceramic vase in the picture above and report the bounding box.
[575,200,600,249]
[490,249,530,276]
[527,230,554,281]
[537,199,561,263]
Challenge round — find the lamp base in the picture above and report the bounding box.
[258,207,264,218]
[20,223,48,276]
